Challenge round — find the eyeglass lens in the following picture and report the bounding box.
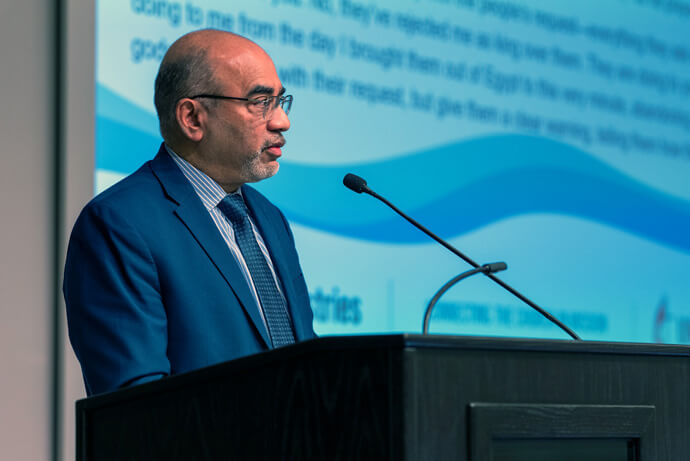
[265,95,292,118]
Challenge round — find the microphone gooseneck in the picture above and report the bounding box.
[423,262,507,335]
[343,173,581,341]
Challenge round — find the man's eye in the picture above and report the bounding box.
[252,97,271,107]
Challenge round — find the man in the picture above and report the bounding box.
[64,29,316,396]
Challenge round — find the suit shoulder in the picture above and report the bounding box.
[75,161,168,231]
[89,162,159,207]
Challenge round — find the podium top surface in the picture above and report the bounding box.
[77,334,690,405]
[265,334,690,360]
[386,333,690,356]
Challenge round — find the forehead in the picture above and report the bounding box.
[212,47,282,96]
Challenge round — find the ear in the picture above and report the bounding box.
[175,98,206,142]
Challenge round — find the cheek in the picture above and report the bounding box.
[249,124,270,149]
[211,113,268,153]
[248,117,267,134]
[234,117,265,141]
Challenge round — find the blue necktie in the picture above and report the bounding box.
[218,194,296,348]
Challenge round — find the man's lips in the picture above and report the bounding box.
[264,140,285,157]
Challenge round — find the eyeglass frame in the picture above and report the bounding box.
[187,93,293,119]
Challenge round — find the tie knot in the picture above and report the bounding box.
[219,194,249,226]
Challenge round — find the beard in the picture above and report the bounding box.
[239,148,280,183]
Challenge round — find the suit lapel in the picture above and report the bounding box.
[243,185,309,341]
[150,146,271,348]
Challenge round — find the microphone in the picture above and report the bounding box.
[343,173,372,194]
[343,173,581,341]
[423,262,507,334]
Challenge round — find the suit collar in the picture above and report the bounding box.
[164,144,231,212]
[149,144,192,206]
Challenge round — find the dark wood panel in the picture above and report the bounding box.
[82,345,403,460]
[402,344,689,460]
[468,403,654,461]
[77,335,690,461]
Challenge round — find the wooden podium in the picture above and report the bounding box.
[76,335,690,460]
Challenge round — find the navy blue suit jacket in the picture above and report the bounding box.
[64,145,315,395]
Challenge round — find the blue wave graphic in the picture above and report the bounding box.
[96,83,163,172]
[96,89,690,253]
[259,143,690,253]
[97,84,160,136]
[96,117,162,173]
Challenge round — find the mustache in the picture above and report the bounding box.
[263,135,285,150]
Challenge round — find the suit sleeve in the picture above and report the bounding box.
[63,202,170,395]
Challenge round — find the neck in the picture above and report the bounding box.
[166,142,244,194]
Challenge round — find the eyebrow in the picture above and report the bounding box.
[246,85,286,97]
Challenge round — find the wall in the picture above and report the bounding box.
[0,1,55,460]
[60,0,95,459]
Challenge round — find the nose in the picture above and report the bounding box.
[267,106,290,132]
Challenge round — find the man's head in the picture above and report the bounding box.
[154,29,290,192]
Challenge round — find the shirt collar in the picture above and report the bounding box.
[165,144,241,210]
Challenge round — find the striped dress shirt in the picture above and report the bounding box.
[166,145,285,331]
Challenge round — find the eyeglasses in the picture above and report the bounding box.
[189,93,293,119]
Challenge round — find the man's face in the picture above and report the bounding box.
[196,46,290,192]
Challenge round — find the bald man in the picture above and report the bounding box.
[64,30,316,396]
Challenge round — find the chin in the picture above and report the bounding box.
[244,162,279,183]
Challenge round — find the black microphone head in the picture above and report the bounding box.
[343,173,371,194]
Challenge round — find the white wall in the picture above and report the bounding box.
[0,1,55,460]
